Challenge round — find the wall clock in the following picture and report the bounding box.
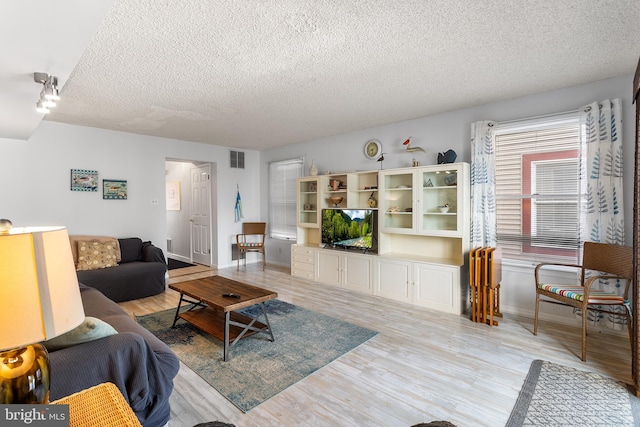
[364,139,382,160]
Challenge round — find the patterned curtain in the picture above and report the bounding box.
[470,121,497,248]
[579,98,626,328]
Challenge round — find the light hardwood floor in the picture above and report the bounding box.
[118,264,633,427]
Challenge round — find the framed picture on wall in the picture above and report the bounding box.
[70,169,98,192]
[166,181,180,210]
[103,179,128,200]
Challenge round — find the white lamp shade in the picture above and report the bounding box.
[0,226,85,351]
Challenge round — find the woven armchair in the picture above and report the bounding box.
[533,241,632,361]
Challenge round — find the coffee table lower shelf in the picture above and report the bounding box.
[177,307,267,342]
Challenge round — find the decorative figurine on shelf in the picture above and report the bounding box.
[367,192,377,208]
[402,137,426,153]
[437,149,457,164]
[309,160,318,176]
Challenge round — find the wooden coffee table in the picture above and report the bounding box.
[168,276,278,361]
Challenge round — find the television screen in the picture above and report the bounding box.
[321,209,377,253]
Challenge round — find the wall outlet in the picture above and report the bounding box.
[151,199,159,205]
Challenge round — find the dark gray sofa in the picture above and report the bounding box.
[48,284,180,427]
[72,236,168,302]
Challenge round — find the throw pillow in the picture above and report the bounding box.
[76,239,119,271]
[43,317,118,352]
[118,237,143,263]
[69,235,122,263]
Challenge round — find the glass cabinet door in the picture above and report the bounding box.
[380,170,415,233]
[297,177,320,227]
[419,166,462,235]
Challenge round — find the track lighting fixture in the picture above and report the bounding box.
[33,72,60,114]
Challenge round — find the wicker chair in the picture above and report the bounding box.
[236,222,266,271]
[533,241,632,361]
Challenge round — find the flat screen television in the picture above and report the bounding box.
[321,209,378,254]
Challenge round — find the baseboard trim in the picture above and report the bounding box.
[501,304,629,337]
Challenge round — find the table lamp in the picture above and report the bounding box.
[0,221,85,404]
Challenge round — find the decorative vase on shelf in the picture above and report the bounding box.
[367,192,377,208]
[309,160,318,176]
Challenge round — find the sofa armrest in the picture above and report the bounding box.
[49,332,179,427]
[142,241,166,264]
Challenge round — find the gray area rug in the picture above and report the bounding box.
[136,300,377,412]
[507,359,640,426]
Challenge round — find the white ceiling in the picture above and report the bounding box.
[3,0,640,150]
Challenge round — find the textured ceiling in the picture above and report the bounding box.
[5,1,640,150]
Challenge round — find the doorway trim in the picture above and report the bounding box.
[165,158,217,267]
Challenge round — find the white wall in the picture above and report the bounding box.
[260,74,635,325]
[0,121,261,269]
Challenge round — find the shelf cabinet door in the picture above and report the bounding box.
[342,253,372,294]
[316,250,341,286]
[412,262,461,314]
[297,177,321,227]
[373,258,411,303]
[418,163,469,237]
[379,169,416,233]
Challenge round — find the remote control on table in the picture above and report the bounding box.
[222,293,241,299]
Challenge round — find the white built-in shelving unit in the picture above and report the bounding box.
[292,163,470,315]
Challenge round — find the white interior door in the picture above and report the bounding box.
[191,165,211,265]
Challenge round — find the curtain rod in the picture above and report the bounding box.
[491,108,581,127]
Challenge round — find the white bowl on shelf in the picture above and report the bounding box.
[438,206,450,213]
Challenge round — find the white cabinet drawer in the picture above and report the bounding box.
[292,246,315,255]
[292,253,314,264]
[292,267,315,280]
[292,260,314,273]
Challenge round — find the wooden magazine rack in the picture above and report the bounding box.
[469,247,503,326]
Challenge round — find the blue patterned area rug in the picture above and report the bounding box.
[136,300,377,412]
[506,360,640,426]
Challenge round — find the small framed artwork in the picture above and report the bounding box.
[103,179,128,200]
[166,181,181,210]
[71,169,98,192]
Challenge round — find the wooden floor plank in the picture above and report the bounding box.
[118,264,633,427]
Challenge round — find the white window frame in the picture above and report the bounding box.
[269,158,303,240]
[494,113,585,263]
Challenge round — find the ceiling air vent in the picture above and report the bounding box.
[230,150,245,169]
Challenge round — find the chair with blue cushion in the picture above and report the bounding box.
[533,241,632,361]
[236,222,266,271]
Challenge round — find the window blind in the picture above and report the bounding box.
[269,158,303,240]
[494,115,584,263]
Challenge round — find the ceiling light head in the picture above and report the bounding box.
[39,89,56,108]
[43,82,59,101]
[36,99,50,114]
[33,72,60,113]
